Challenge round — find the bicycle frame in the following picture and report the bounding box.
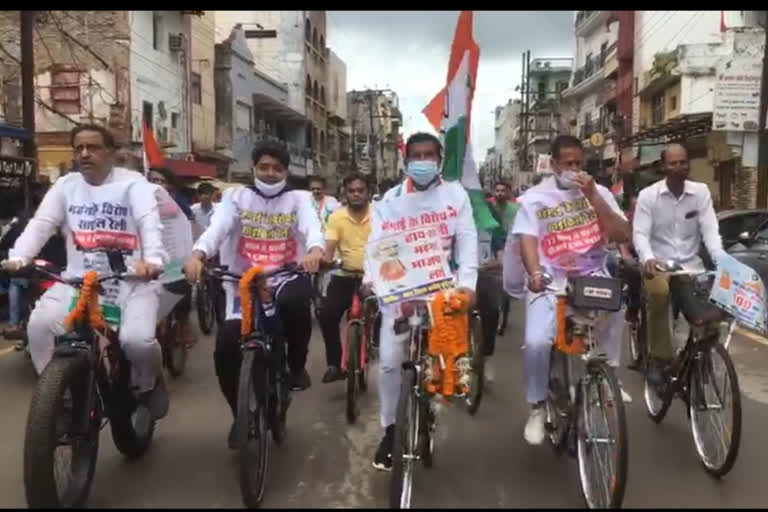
[341,291,379,372]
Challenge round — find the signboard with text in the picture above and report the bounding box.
[712,56,762,132]
[0,155,32,190]
[366,226,454,307]
[709,252,767,334]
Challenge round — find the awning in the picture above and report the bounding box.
[252,93,306,123]
[162,158,217,178]
[0,123,33,141]
[620,113,712,146]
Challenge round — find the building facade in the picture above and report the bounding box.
[326,50,351,189]
[347,89,402,185]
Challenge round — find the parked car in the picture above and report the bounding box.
[717,209,768,250]
[726,216,768,286]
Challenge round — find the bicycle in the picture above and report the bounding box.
[542,273,628,509]
[389,292,484,509]
[641,260,741,478]
[208,262,302,508]
[322,263,381,425]
[158,280,191,378]
[195,265,217,335]
[497,294,511,336]
[21,254,162,508]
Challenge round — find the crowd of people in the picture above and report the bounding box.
[0,120,727,499]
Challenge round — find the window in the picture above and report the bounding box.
[51,67,81,114]
[312,27,318,49]
[191,72,202,105]
[152,11,162,51]
[537,81,546,100]
[633,77,639,94]
[556,81,568,94]
[143,101,154,131]
[305,74,312,96]
[235,101,252,133]
[320,85,326,105]
[669,95,677,111]
[651,93,665,124]
[244,29,277,39]
[313,80,318,100]
[320,35,325,53]
[171,112,179,129]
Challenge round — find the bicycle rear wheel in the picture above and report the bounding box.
[576,362,628,509]
[628,307,647,371]
[546,349,569,455]
[689,341,741,478]
[196,280,215,335]
[497,295,510,336]
[390,367,419,509]
[237,349,269,508]
[346,323,362,424]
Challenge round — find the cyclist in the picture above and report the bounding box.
[476,188,510,383]
[309,175,341,229]
[318,172,373,383]
[183,140,324,449]
[510,135,631,446]
[633,142,723,386]
[148,167,197,348]
[491,180,519,234]
[191,182,219,233]
[2,124,170,420]
[364,132,478,471]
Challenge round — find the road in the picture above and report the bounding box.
[2,301,768,508]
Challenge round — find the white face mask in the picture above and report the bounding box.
[555,169,579,190]
[253,177,287,197]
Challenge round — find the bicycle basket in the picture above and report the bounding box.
[567,276,622,312]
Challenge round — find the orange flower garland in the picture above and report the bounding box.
[239,265,265,336]
[426,290,471,397]
[64,271,106,331]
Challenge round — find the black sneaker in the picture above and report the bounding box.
[290,368,312,391]
[322,366,346,383]
[227,422,237,450]
[372,424,394,471]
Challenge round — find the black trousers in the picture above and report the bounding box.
[476,272,502,357]
[214,275,313,416]
[318,275,361,367]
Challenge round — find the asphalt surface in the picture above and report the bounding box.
[2,302,768,508]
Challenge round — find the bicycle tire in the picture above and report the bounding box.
[689,341,741,479]
[390,366,418,509]
[497,295,510,336]
[346,323,362,424]
[164,319,187,378]
[237,349,269,508]
[628,307,647,370]
[643,365,672,424]
[196,280,215,335]
[546,349,569,456]
[23,356,99,508]
[418,397,433,469]
[110,358,157,460]
[466,313,485,416]
[576,362,628,509]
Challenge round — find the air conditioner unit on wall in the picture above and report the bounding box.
[169,34,184,52]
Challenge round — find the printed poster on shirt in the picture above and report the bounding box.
[237,210,298,271]
[709,252,767,334]
[366,192,459,307]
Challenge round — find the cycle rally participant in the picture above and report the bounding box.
[632,142,724,387]
[309,175,341,229]
[318,172,374,384]
[2,124,171,420]
[363,132,478,471]
[183,140,325,449]
[508,134,632,446]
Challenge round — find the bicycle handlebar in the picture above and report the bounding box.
[19,262,148,289]
[207,262,305,284]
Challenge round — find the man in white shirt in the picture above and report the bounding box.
[511,135,631,446]
[309,176,341,229]
[633,143,723,385]
[364,132,478,471]
[190,182,218,233]
[183,141,324,449]
[2,124,170,419]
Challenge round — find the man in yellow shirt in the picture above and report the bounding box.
[320,173,372,383]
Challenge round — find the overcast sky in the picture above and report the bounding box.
[327,10,575,164]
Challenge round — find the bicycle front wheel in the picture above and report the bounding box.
[237,349,269,508]
[390,367,419,509]
[345,322,362,424]
[576,362,628,509]
[689,340,741,478]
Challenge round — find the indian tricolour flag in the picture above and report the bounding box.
[422,10,498,231]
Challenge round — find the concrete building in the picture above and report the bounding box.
[326,50,351,189]
[189,12,217,154]
[214,25,309,182]
[486,99,520,187]
[561,11,619,182]
[0,10,218,181]
[214,11,330,178]
[347,89,402,185]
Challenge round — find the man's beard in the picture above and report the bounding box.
[348,201,367,211]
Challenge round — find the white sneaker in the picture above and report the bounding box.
[618,381,632,404]
[484,360,495,383]
[524,407,547,446]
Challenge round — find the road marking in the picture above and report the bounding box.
[735,326,768,347]
[0,345,15,356]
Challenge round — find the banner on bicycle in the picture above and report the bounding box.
[365,226,454,307]
[709,252,768,334]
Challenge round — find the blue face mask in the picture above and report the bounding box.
[407,160,439,186]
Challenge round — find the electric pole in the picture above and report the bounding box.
[756,11,768,208]
[519,50,531,173]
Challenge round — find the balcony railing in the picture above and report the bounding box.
[572,42,617,87]
[254,131,311,160]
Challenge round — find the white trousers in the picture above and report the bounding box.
[377,307,409,428]
[27,281,163,393]
[523,290,624,404]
